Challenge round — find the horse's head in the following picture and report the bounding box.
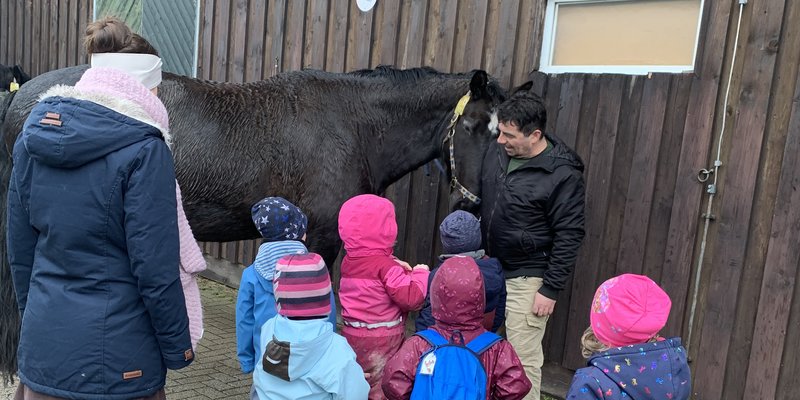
[0,64,31,93]
[444,70,506,214]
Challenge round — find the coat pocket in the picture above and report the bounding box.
[521,230,538,255]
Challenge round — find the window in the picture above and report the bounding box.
[539,0,704,74]
[93,0,200,77]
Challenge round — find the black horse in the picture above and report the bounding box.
[0,65,506,381]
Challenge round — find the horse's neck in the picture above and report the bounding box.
[367,80,466,192]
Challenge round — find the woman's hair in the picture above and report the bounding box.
[580,326,664,358]
[84,16,158,56]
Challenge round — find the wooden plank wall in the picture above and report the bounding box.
[691,1,800,399]
[3,1,800,399]
[0,0,91,77]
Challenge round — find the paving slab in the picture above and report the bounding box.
[0,277,250,400]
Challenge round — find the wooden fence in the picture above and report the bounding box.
[3,1,800,398]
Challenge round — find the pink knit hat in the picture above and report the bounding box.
[274,253,331,318]
[590,274,671,347]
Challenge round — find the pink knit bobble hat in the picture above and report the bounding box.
[273,253,331,318]
[590,274,671,347]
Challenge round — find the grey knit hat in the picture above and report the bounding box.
[439,210,482,254]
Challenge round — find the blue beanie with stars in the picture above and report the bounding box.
[251,197,308,241]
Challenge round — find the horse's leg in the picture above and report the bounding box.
[305,226,342,274]
[0,127,19,384]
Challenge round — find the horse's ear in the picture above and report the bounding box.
[510,81,534,96]
[469,70,489,99]
[13,65,30,84]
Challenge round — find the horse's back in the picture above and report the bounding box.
[2,65,88,152]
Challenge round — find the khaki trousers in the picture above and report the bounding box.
[505,276,549,400]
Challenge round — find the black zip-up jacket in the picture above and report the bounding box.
[480,133,586,299]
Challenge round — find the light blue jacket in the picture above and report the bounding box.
[236,241,337,373]
[254,315,369,400]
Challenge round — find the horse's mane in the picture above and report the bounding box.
[347,65,506,102]
[348,65,441,81]
[169,66,505,104]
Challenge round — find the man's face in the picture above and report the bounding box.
[496,121,542,158]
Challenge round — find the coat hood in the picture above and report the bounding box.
[431,256,485,331]
[543,133,584,172]
[23,69,171,170]
[262,315,334,381]
[338,194,397,257]
[253,241,308,281]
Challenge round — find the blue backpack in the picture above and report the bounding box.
[410,329,502,400]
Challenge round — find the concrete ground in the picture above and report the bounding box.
[0,277,250,400]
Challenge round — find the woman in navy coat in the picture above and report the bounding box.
[7,17,193,399]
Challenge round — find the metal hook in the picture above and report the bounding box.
[697,168,713,183]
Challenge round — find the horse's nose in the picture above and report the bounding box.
[449,194,480,214]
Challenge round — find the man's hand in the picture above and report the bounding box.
[531,292,556,317]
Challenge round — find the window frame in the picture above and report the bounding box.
[539,0,705,75]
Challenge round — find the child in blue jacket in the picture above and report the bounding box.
[415,210,506,332]
[254,253,369,400]
[235,197,337,376]
[566,274,691,399]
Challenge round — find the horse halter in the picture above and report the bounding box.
[442,91,481,206]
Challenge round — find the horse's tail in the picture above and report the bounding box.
[0,90,19,384]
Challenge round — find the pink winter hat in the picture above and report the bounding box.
[590,274,671,347]
[274,253,331,318]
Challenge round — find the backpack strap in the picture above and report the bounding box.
[466,332,502,354]
[415,329,449,347]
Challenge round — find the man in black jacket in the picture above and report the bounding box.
[480,88,585,400]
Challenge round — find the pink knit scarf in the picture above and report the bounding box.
[75,67,169,132]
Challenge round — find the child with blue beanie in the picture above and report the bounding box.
[236,197,338,379]
[415,210,506,332]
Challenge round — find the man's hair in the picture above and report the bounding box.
[496,91,547,136]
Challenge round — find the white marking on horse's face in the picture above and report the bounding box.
[488,111,499,136]
[461,118,477,133]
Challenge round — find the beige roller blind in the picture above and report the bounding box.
[544,0,702,72]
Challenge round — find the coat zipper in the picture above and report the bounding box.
[485,149,508,249]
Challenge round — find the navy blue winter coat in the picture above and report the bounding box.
[415,251,506,332]
[7,92,193,399]
[566,337,691,399]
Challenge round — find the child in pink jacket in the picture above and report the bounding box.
[338,194,430,400]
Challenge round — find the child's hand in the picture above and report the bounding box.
[395,259,413,271]
[413,264,430,271]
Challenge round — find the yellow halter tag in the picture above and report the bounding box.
[454,93,470,116]
[9,79,19,92]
